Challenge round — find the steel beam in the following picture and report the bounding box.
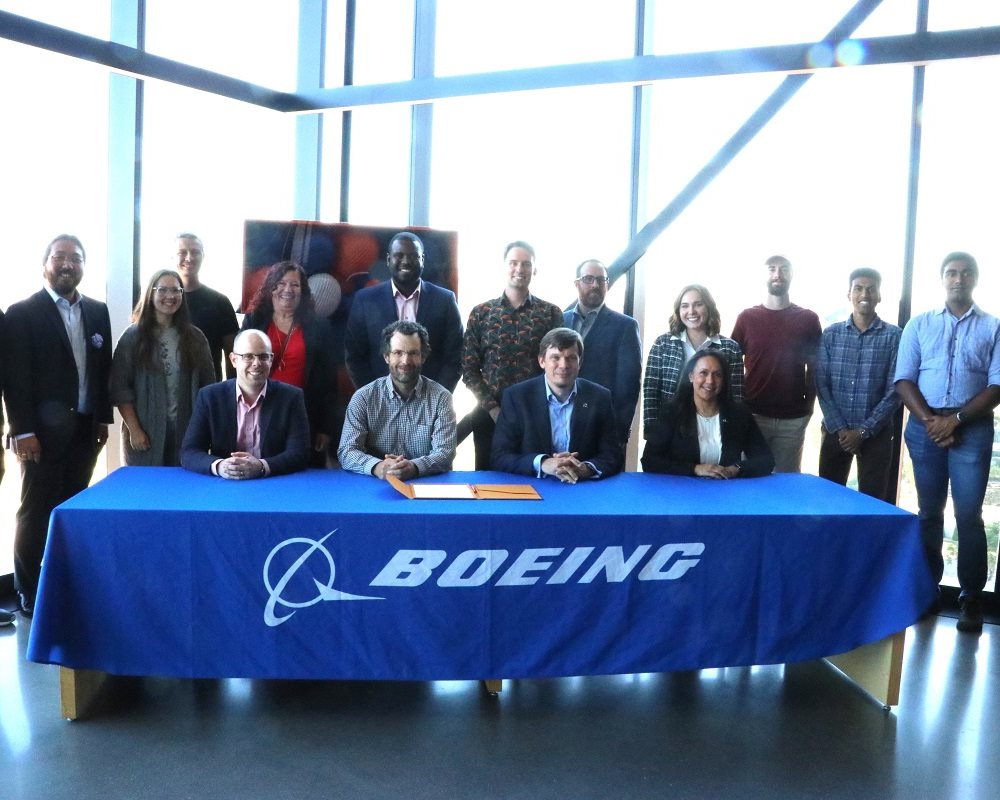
[4,9,1000,115]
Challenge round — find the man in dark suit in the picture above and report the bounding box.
[491,327,623,481]
[564,258,642,447]
[5,234,113,614]
[181,329,311,478]
[344,231,463,391]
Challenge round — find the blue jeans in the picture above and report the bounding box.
[904,415,994,598]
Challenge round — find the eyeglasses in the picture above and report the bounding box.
[234,353,274,364]
[50,254,84,266]
[577,275,609,286]
[153,286,184,296]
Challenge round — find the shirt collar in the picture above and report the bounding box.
[44,284,81,306]
[391,279,422,301]
[381,373,425,401]
[237,379,268,408]
[544,378,577,405]
[935,303,981,321]
[571,302,603,318]
[845,314,883,332]
[500,292,535,309]
[671,330,722,345]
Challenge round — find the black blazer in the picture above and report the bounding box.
[180,379,311,476]
[641,400,774,477]
[241,313,337,438]
[344,279,464,392]
[565,305,642,445]
[4,289,113,451]
[491,375,623,478]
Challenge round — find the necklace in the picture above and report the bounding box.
[272,321,296,371]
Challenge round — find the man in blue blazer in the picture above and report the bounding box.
[491,328,623,481]
[344,232,463,392]
[5,235,113,614]
[181,329,311,478]
[564,259,642,447]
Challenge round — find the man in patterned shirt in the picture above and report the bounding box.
[458,241,564,469]
[338,320,456,479]
[816,268,901,503]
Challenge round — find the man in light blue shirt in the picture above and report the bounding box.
[895,251,1000,633]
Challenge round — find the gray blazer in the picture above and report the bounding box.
[110,323,216,466]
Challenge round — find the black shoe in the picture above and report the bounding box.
[957,598,984,633]
[0,609,15,627]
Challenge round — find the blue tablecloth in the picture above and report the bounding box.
[27,468,934,680]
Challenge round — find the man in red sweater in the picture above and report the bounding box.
[731,255,821,473]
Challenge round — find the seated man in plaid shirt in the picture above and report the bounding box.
[816,267,901,503]
[338,320,456,480]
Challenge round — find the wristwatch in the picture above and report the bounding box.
[955,411,965,424]
[859,428,872,440]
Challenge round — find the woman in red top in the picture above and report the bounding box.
[242,261,336,465]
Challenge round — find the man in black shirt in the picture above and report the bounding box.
[176,232,239,380]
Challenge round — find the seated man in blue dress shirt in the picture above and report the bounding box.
[491,327,623,482]
[181,329,311,478]
[338,320,456,480]
[895,252,1000,633]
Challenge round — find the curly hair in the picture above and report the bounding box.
[246,261,316,325]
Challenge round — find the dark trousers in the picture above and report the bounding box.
[14,415,100,604]
[456,406,497,471]
[818,425,895,504]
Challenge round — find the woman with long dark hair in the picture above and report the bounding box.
[242,261,336,464]
[642,350,772,478]
[111,269,216,465]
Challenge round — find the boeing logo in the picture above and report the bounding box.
[263,534,705,626]
[263,531,383,627]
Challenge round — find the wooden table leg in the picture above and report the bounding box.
[59,667,110,720]
[825,630,905,708]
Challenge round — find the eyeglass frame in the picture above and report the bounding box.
[233,352,274,364]
[576,275,610,286]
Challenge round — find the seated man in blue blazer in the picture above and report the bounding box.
[491,327,623,482]
[181,329,311,478]
[344,231,464,392]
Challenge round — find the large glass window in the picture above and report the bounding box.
[0,41,110,575]
[652,0,917,53]
[342,105,412,226]
[139,81,297,303]
[145,0,299,89]
[638,62,913,470]
[0,0,109,38]
[428,85,634,467]
[929,0,1000,30]
[341,0,414,86]
[435,0,635,75]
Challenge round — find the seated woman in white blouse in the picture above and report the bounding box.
[641,351,773,478]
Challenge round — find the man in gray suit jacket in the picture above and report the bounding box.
[5,235,113,614]
[344,232,463,392]
[564,259,642,447]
